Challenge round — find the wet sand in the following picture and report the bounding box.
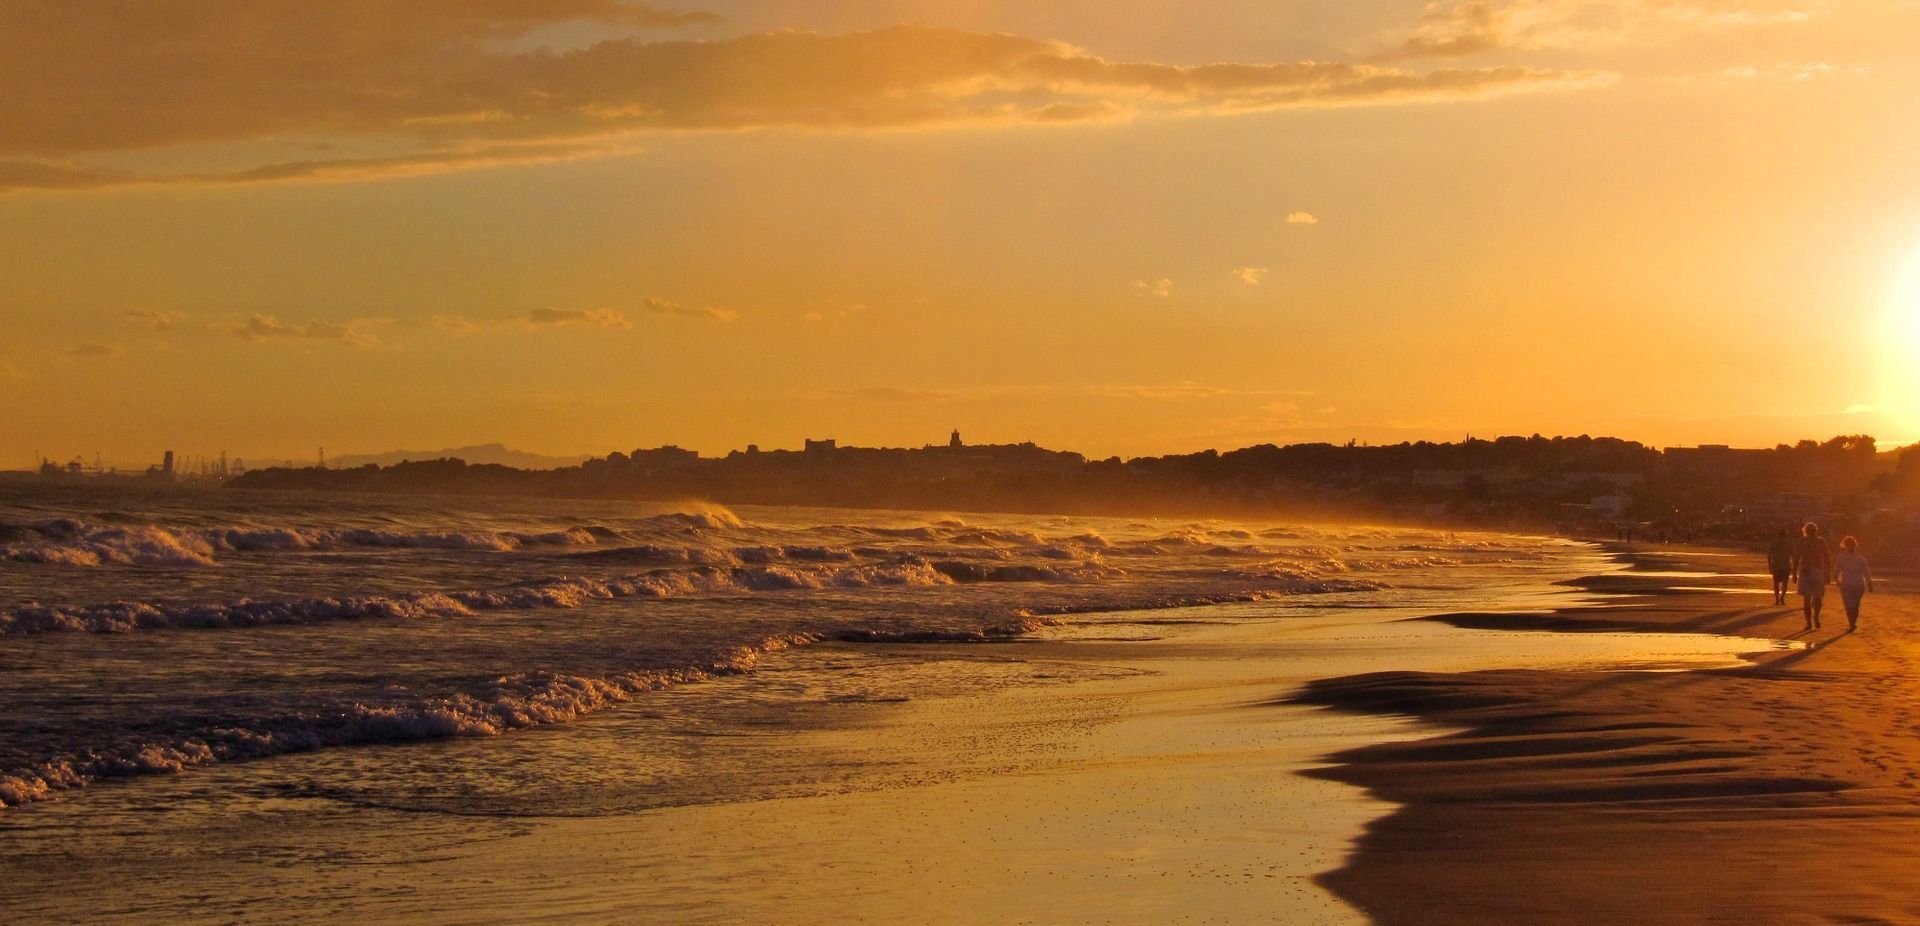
[2,548,1812,924]
[1299,546,1920,924]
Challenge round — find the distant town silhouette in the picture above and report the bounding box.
[53,431,1879,554]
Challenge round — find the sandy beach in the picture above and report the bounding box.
[1302,546,1920,924]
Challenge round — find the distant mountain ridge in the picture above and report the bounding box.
[328,443,591,471]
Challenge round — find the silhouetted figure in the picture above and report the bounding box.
[1795,522,1833,632]
[1766,528,1795,605]
[1834,535,1874,632]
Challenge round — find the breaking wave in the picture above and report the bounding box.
[0,518,611,566]
[0,523,220,568]
[0,634,812,808]
[0,492,1557,815]
[0,503,755,569]
[0,557,1053,635]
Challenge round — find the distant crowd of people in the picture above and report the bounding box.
[1767,524,1874,632]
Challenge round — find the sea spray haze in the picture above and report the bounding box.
[0,483,1568,808]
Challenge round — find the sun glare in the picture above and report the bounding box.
[1882,240,1920,440]
[1902,242,1920,316]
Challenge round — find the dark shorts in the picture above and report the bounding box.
[1771,569,1792,582]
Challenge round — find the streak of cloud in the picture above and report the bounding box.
[123,309,183,332]
[525,308,633,329]
[828,387,963,402]
[1386,0,1823,59]
[231,314,380,346]
[644,297,738,322]
[0,11,1606,191]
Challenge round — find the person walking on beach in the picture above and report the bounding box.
[1834,535,1874,632]
[1766,528,1796,605]
[1796,522,1833,631]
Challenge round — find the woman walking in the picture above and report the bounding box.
[1797,522,1833,632]
[1835,535,1875,632]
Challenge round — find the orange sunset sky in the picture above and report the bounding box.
[4,0,1919,466]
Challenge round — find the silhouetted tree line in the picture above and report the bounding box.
[227,433,1914,539]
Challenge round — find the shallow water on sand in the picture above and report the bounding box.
[0,483,1569,811]
[0,487,1788,923]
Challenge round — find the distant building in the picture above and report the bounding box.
[950,429,963,449]
[804,438,837,455]
[145,450,176,482]
[585,445,700,476]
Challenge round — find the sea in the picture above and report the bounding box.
[0,482,1786,923]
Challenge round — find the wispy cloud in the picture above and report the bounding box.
[0,12,1607,192]
[644,297,738,322]
[232,314,380,346]
[525,308,633,329]
[1178,399,1354,446]
[1714,61,1865,81]
[802,304,865,324]
[1234,267,1270,285]
[63,343,124,360]
[0,140,645,193]
[1286,212,1319,225]
[828,387,963,402]
[1386,0,1824,59]
[1134,278,1174,297]
[123,308,183,332]
[1083,382,1240,400]
[430,315,486,335]
[803,381,1307,404]
[437,302,726,333]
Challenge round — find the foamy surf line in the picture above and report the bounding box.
[29,544,1710,924]
[0,497,1565,821]
[0,563,943,634]
[0,512,751,567]
[0,588,1284,809]
[0,577,1398,810]
[0,561,1392,636]
[0,635,814,808]
[0,511,1510,571]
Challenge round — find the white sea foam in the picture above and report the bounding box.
[0,497,1550,817]
[635,502,744,530]
[0,634,814,808]
[0,559,975,635]
[0,518,612,567]
[2,524,220,567]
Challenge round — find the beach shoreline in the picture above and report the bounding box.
[4,536,1811,925]
[1298,542,1920,924]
